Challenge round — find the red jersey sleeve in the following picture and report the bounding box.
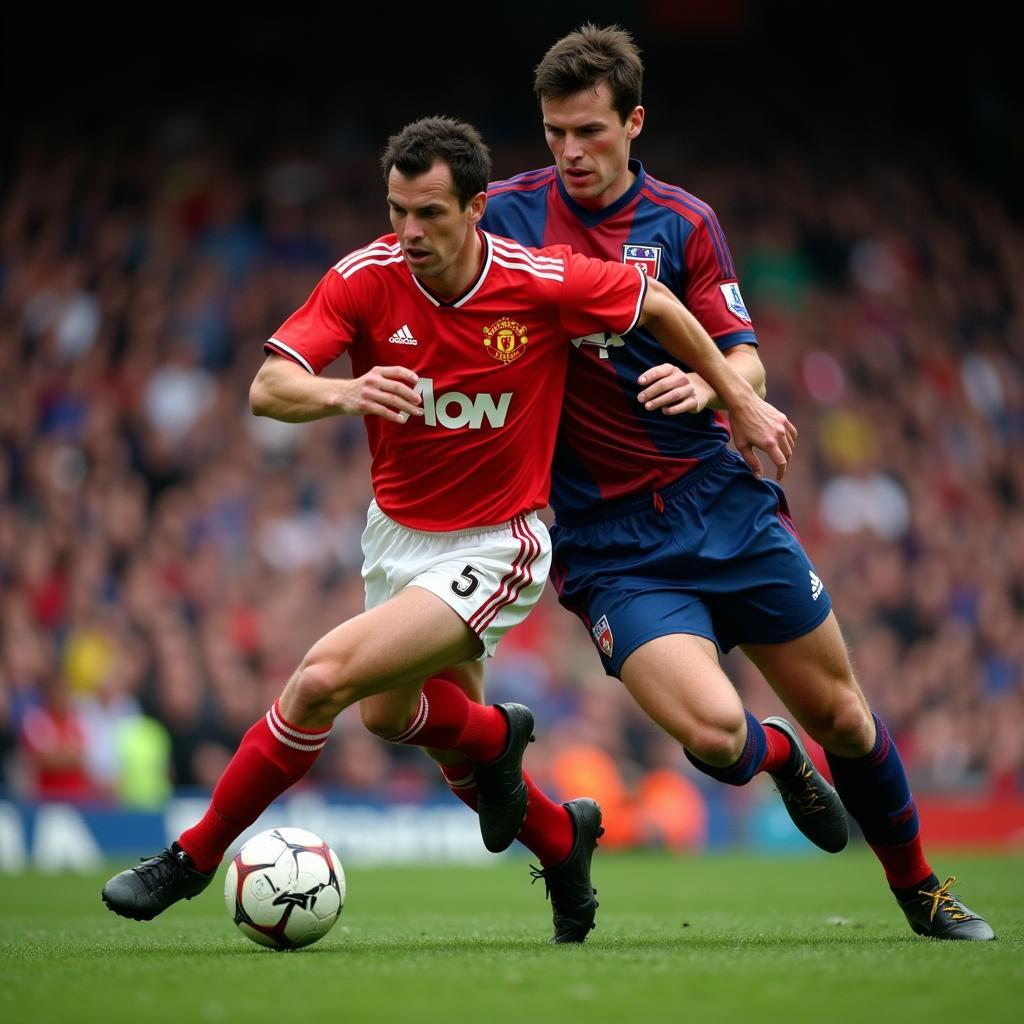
[682,214,755,340]
[265,269,360,374]
[558,251,648,340]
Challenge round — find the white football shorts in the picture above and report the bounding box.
[361,500,551,659]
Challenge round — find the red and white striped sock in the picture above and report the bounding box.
[388,677,507,763]
[438,760,572,868]
[439,760,478,810]
[178,701,330,873]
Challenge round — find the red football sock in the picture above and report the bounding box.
[438,760,572,868]
[178,701,330,873]
[517,773,574,867]
[439,759,478,810]
[869,835,933,890]
[389,677,507,763]
[759,724,793,775]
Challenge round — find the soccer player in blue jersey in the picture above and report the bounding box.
[479,23,993,940]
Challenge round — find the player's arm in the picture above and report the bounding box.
[636,279,796,479]
[637,344,766,414]
[250,353,423,424]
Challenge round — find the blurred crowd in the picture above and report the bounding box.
[2,105,1022,822]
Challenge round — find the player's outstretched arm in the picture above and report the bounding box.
[250,354,423,424]
[637,280,796,479]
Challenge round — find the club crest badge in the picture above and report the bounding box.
[623,244,662,278]
[720,282,751,323]
[483,316,529,364]
[592,614,614,657]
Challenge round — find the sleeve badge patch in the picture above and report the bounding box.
[720,282,751,323]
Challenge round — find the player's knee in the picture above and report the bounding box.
[828,692,875,755]
[289,654,359,720]
[359,702,412,740]
[806,685,874,757]
[686,716,747,767]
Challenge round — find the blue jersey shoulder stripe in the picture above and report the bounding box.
[643,178,733,278]
[644,175,729,255]
[643,177,735,279]
[646,178,735,278]
[641,180,729,277]
[488,167,556,195]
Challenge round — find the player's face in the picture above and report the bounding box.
[542,83,644,211]
[387,162,486,297]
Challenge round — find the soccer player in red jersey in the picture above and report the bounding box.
[102,115,796,942]
[480,25,993,940]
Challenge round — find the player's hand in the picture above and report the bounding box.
[728,395,797,480]
[342,366,422,423]
[637,364,710,415]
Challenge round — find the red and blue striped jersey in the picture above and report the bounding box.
[483,159,757,519]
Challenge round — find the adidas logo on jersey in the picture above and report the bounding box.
[809,571,824,601]
[388,324,418,345]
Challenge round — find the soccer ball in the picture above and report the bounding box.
[224,827,346,950]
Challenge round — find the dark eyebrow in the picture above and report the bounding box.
[387,197,446,214]
[544,120,605,132]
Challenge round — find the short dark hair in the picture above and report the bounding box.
[380,116,491,208]
[533,23,644,123]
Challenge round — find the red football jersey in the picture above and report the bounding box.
[266,230,647,530]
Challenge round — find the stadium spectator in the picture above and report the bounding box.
[17,673,99,803]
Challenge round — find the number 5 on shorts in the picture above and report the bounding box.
[451,565,480,597]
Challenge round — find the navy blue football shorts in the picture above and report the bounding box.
[549,449,833,678]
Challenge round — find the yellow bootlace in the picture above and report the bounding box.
[789,763,825,814]
[919,876,971,924]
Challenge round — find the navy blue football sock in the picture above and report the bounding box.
[685,710,766,786]
[824,714,920,846]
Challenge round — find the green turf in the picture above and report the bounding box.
[1,850,1020,1024]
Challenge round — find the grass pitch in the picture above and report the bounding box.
[1,850,1020,1024]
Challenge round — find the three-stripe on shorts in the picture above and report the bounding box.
[361,500,551,659]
